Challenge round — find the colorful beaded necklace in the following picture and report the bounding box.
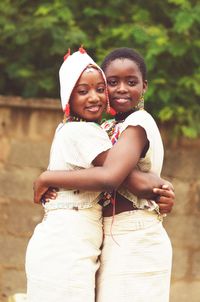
[63,114,100,125]
[105,99,144,143]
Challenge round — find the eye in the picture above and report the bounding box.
[128,79,137,86]
[97,86,105,93]
[107,79,118,86]
[77,89,88,95]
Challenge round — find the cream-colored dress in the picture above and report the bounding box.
[97,110,172,302]
[25,122,112,302]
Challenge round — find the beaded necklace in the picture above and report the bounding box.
[63,114,100,125]
[105,99,144,143]
[105,109,136,143]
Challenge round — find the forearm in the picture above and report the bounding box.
[38,168,120,192]
[124,169,165,199]
[37,127,146,193]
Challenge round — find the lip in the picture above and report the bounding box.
[112,98,130,104]
[85,105,102,113]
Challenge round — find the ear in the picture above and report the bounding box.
[143,80,148,93]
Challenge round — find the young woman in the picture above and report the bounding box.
[26,49,113,302]
[33,48,173,301]
[97,48,172,302]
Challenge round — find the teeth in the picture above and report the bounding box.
[115,98,129,104]
[87,106,100,112]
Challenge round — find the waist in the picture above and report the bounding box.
[102,192,138,217]
[44,190,101,211]
[43,202,103,220]
[103,210,160,234]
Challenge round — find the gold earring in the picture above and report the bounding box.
[134,93,144,111]
[140,93,144,102]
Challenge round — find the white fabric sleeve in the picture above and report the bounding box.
[120,110,164,175]
[61,122,112,168]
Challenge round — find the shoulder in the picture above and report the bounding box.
[120,110,163,146]
[60,121,105,136]
[122,110,158,131]
[126,110,155,123]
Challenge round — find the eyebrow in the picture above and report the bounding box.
[107,75,138,78]
[75,81,105,87]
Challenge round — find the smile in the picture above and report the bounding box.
[86,105,102,113]
[113,98,130,104]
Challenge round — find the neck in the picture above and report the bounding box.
[64,114,100,124]
[115,109,136,122]
[115,99,144,122]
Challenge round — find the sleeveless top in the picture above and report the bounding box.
[101,110,164,212]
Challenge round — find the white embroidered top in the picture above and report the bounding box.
[102,110,164,211]
[44,122,112,211]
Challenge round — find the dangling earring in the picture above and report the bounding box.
[65,104,70,116]
[134,93,144,110]
[105,88,116,116]
[63,104,70,123]
[106,97,110,114]
[109,107,116,116]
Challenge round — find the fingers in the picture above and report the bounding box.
[49,187,59,192]
[161,184,170,190]
[33,187,49,204]
[162,181,174,192]
[153,188,175,199]
[153,187,175,214]
[156,195,174,214]
[33,184,58,204]
[158,202,173,214]
[43,191,56,200]
[42,188,57,202]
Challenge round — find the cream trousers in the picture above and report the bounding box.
[26,204,103,302]
[96,210,172,302]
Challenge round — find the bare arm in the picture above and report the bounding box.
[124,169,175,213]
[42,177,175,214]
[124,169,169,199]
[34,126,147,203]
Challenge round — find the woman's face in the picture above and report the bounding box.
[70,67,107,122]
[105,58,147,113]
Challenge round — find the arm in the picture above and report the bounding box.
[41,178,175,214]
[124,169,170,199]
[124,169,175,213]
[38,170,167,201]
[34,126,147,203]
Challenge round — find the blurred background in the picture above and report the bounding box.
[0,0,200,301]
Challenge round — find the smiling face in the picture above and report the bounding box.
[70,66,107,122]
[105,58,147,113]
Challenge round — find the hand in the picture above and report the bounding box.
[153,184,175,214]
[42,187,58,203]
[33,176,49,204]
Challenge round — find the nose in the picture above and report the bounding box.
[88,89,100,102]
[116,82,128,93]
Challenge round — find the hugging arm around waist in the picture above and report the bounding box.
[37,126,147,193]
[124,169,167,200]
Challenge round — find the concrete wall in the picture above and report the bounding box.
[0,95,199,301]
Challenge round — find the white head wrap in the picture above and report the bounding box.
[59,47,107,111]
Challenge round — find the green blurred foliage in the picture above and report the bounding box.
[0,0,200,138]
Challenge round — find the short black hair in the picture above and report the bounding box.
[101,47,147,80]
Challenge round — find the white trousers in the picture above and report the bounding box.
[25,204,103,302]
[96,210,172,302]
